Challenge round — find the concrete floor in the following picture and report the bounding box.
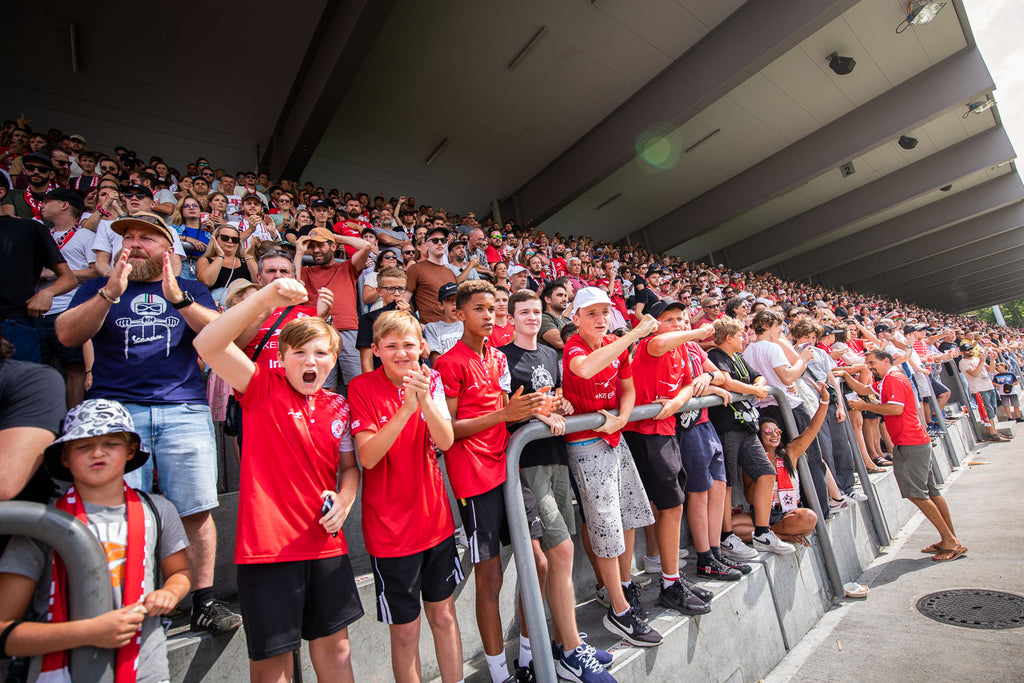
[766,428,1024,683]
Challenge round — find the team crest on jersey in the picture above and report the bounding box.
[331,419,345,438]
[530,364,555,393]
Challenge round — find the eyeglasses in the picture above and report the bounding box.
[427,237,446,245]
[380,286,406,294]
[218,235,240,244]
[124,191,150,199]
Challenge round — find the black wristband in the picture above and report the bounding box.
[0,619,25,658]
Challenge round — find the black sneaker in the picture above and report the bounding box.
[510,659,535,683]
[190,599,242,634]
[623,582,648,620]
[602,606,662,647]
[658,581,710,615]
[696,557,742,581]
[716,552,752,575]
[678,575,714,602]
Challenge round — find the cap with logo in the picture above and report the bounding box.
[438,282,459,302]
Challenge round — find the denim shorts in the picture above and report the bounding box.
[123,402,219,516]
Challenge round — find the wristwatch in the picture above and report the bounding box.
[171,291,195,309]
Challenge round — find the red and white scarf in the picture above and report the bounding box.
[51,223,80,251]
[40,485,147,683]
[774,456,799,513]
[24,189,45,221]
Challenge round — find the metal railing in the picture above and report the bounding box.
[0,501,114,683]
[503,386,842,683]
[835,378,890,546]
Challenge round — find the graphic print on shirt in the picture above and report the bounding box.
[114,293,180,358]
[530,363,555,394]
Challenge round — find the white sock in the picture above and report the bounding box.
[621,580,632,590]
[519,634,533,667]
[662,572,679,589]
[485,653,509,683]
[647,553,660,562]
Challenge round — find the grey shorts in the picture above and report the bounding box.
[719,429,775,487]
[998,392,1019,408]
[566,438,655,559]
[520,464,576,551]
[893,443,940,499]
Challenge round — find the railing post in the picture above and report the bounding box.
[925,391,960,469]
[835,378,890,546]
[765,387,845,599]
[0,501,114,683]
[946,362,984,443]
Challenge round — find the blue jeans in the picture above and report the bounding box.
[1,318,42,363]
[123,402,219,516]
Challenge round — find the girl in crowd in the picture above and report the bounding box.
[196,225,258,306]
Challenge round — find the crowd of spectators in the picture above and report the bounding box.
[1,115,1023,683]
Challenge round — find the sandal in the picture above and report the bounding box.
[932,545,967,562]
[872,457,892,468]
[920,543,941,554]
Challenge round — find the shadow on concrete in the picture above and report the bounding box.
[866,556,945,588]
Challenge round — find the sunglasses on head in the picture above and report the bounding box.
[218,234,240,244]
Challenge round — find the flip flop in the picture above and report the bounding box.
[920,543,941,554]
[932,546,967,562]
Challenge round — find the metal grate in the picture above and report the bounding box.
[916,589,1024,629]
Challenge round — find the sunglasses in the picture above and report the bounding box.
[100,166,118,173]
[24,164,51,173]
[124,191,150,199]
[380,286,406,294]
[427,237,446,245]
[52,160,70,167]
[381,253,398,259]
[218,235,240,244]
[183,203,201,210]
[402,250,417,256]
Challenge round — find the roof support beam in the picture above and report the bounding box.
[913,274,1024,312]
[641,46,995,255]
[504,0,861,225]
[791,173,1024,281]
[890,248,1024,299]
[264,0,397,180]
[727,126,1015,269]
[914,269,1024,305]
[825,201,1024,290]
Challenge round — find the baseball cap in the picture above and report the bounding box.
[426,225,449,240]
[508,265,528,277]
[306,227,336,243]
[242,192,266,207]
[310,198,330,209]
[111,211,176,244]
[123,183,153,198]
[819,325,839,336]
[438,282,459,302]
[44,188,84,211]
[648,299,688,319]
[570,287,612,317]
[69,133,87,144]
[22,151,53,169]
[44,399,149,482]
[874,323,893,334]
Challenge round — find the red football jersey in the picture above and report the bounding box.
[236,365,353,563]
[348,367,456,557]
[683,341,711,426]
[487,323,515,348]
[435,340,510,498]
[626,337,692,436]
[242,305,317,370]
[879,368,929,446]
[562,333,633,447]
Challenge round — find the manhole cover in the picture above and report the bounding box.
[916,589,1024,629]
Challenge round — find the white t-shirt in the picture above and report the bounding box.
[47,227,96,314]
[743,339,803,410]
[91,219,186,264]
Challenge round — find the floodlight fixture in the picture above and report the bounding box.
[828,52,856,75]
[898,135,918,150]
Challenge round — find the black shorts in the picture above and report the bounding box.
[371,535,464,625]
[677,422,726,492]
[456,483,542,564]
[38,315,84,366]
[623,431,685,510]
[237,554,364,661]
[719,429,775,487]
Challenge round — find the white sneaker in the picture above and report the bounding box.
[721,533,759,561]
[595,585,610,607]
[753,530,796,555]
[829,497,849,513]
[846,491,868,503]
[643,551,688,574]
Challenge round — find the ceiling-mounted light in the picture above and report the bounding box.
[828,52,856,76]
[939,184,952,192]
[963,99,996,119]
[898,135,918,150]
[897,2,947,33]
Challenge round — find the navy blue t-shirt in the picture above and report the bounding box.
[69,278,216,404]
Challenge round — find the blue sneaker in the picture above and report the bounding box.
[578,633,613,668]
[557,642,616,682]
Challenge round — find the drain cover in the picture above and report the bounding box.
[916,589,1024,629]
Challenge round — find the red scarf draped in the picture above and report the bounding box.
[40,485,146,683]
[24,189,44,221]
[52,223,80,251]
[775,456,799,513]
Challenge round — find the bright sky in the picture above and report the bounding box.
[961,0,1024,183]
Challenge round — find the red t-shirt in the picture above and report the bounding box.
[485,245,504,265]
[242,305,318,370]
[487,322,515,348]
[562,333,633,447]
[435,340,510,498]
[879,368,929,446]
[236,365,353,563]
[551,257,567,277]
[332,218,371,258]
[626,337,693,436]
[683,341,711,425]
[301,261,359,331]
[595,277,628,316]
[348,367,455,557]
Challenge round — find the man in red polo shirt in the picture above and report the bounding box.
[434,280,549,683]
[348,310,464,683]
[849,349,965,562]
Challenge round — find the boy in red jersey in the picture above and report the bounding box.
[194,278,363,682]
[623,300,715,615]
[561,287,661,647]
[348,310,465,683]
[434,280,549,683]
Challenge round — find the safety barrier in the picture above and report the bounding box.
[503,385,844,683]
[0,501,114,683]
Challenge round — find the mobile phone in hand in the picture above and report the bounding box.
[320,494,338,537]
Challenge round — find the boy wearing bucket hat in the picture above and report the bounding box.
[0,399,191,682]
